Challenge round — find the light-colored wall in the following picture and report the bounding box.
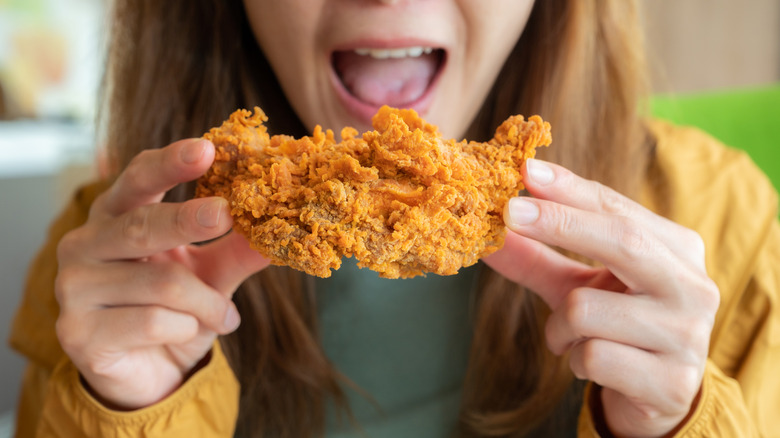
[641,0,780,93]
[1,175,59,413]
[1,165,95,414]
[1,120,95,414]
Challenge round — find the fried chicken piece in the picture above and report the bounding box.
[196,106,551,278]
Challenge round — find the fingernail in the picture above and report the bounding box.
[526,159,554,185]
[224,306,241,331]
[181,140,206,164]
[197,198,227,228]
[506,198,539,226]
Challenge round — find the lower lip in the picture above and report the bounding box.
[328,54,444,127]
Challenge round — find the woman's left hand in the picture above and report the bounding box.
[484,159,720,437]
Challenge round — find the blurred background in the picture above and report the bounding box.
[0,0,778,434]
[0,0,104,434]
[642,0,780,93]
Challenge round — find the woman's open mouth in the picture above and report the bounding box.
[330,46,446,126]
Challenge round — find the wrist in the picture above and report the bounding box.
[587,383,703,438]
[78,349,214,411]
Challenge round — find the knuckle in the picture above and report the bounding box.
[699,277,721,314]
[56,314,87,353]
[174,203,193,236]
[56,228,84,262]
[638,410,661,423]
[576,340,603,378]
[667,366,701,409]
[123,155,145,186]
[596,182,627,216]
[82,355,117,378]
[129,149,156,171]
[83,361,107,378]
[122,150,156,190]
[677,318,712,353]
[680,272,721,318]
[208,299,230,331]
[139,307,170,341]
[676,227,707,266]
[546,203,579,239]
[188,289,228,331]
[613,217,654,262]
[122,207,154,251]
[154,264,189,303]
[89,191,113,218]
[685,229,706,258]
[54,265,81,305]
[563,288,591,332]
[88,192,107,214]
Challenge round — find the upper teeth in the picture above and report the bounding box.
[354,46,434,59]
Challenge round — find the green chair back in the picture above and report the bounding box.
[651,84,780,192]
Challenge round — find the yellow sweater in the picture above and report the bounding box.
[9,121,780,437]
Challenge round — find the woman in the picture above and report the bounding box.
[10,0,779,437]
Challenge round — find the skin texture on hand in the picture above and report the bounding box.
[54,139,269,410]
[484,158,720,437]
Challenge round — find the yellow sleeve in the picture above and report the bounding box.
[660,123,780,436]
[701,219,780,436]
[31,342,239,438]
[9,182,240,437]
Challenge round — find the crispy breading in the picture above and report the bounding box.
[196,106,551,278]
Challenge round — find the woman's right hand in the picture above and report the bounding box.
[54,138,270,410]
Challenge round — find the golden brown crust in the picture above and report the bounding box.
[196,106,551,278]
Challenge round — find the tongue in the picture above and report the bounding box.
[334,51,439,107]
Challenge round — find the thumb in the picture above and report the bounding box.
[191,231,271,295]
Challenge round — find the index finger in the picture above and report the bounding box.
[87,197,232,261]
[96,138,215,217]
[503,197,684,296]
[522,159,706,270]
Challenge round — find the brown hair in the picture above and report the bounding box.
[102,1,651,436]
